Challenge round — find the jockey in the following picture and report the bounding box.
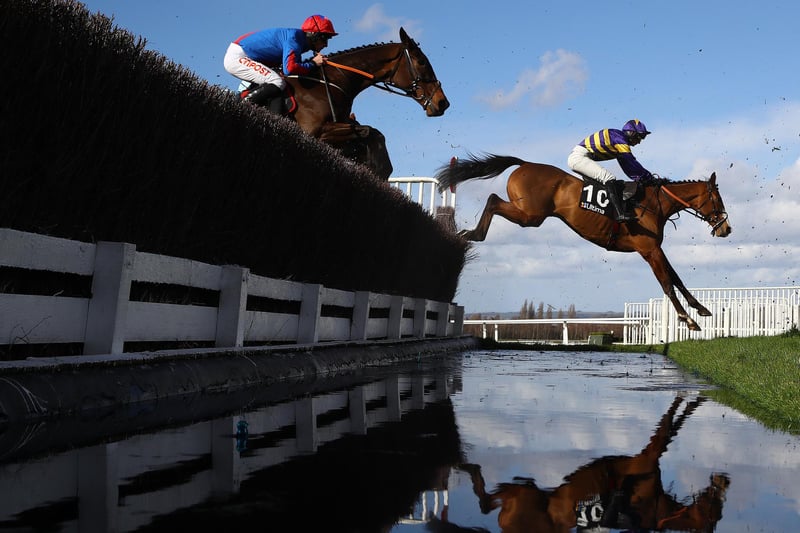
[223,14,338,114]
[567,119,655,222]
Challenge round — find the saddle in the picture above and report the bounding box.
[579,178,640,217]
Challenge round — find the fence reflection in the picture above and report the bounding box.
[0,364,463,532]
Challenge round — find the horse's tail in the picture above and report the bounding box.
[435,153,526,192]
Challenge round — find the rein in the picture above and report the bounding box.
[325,45,440,111]
[318,66,338,122]
[660,183,728,235]
[325,60,374,79]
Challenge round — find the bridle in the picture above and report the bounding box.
[370,45,442,112]
[299,41,441,123]
[321,43,441,112]
[660,181,728,235]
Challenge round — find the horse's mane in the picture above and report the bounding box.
[327,41,399,59]
[660,179,708,184]
[645,178,709,187]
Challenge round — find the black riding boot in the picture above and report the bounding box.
[606,180,635,222]
[244,83,283,113]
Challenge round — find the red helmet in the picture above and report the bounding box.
[301,14,338,36]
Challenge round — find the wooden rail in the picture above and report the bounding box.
[0,228,464,357]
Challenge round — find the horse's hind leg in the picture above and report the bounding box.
[461,193,545,241]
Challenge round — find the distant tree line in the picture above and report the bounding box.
[464,299,619,342]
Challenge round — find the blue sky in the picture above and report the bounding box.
[79,0,800,314]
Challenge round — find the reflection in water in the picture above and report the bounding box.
[0,362,465,532]
[1,351,798,532]
[450,397,730,532]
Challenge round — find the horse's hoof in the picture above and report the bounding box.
[679,315,702,331]
[697,308,712,317]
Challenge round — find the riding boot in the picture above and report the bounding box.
[244,83,282,109]
[606,180,635,222]
[268,94,284,115]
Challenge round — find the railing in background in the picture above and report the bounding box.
[462,318,647,345]
[0,228,464,358]
[625,286,800,344]
[465,287,800,345]
[389,177,456,215]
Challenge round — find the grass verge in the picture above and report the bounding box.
[665,331,800,434]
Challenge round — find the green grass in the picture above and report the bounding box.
[666,332,800,434]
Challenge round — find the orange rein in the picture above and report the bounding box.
[660,184,692,208]
[325,60,374,79]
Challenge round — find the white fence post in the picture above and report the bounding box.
[350,291,370,341]
[84,241,135,355]
[298,283,323,344]
[452,305,464,336]
[215,266,249,348]
[414,298,428,338]
[435,301,450,337]
[388,295,404,339]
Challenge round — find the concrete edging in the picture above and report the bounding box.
[0,337,479,423]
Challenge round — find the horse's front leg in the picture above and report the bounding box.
[663,258,712,316]
[640,247,702,331]
[457,463,499,514]
[317,121,367,145]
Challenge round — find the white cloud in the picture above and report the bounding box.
[477,49,588,110]
[354,4,423,42]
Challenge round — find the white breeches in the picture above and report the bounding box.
[223,42,285,89]
[567,145,617,184]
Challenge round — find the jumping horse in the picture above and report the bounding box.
[247,28,449,180]
[435,154,732,331]
[457,396,731,532]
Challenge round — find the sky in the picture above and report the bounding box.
[78,0,800,314]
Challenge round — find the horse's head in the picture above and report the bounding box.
[662,173,732,238]
[396,27,449,116]
[700,173,732,237]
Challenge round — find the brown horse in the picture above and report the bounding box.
[458,396,731,532]
[317,115,392,181]
[262,27,448,180]
[434,154,732,331]
[290,27,449,135]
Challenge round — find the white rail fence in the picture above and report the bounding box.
[0,228,464,356]
[388,177,456,215]
[463,318,647,345]
[465,287,800,345]
[625,286,800,344]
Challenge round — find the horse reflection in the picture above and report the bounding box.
[456,396,730,532]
